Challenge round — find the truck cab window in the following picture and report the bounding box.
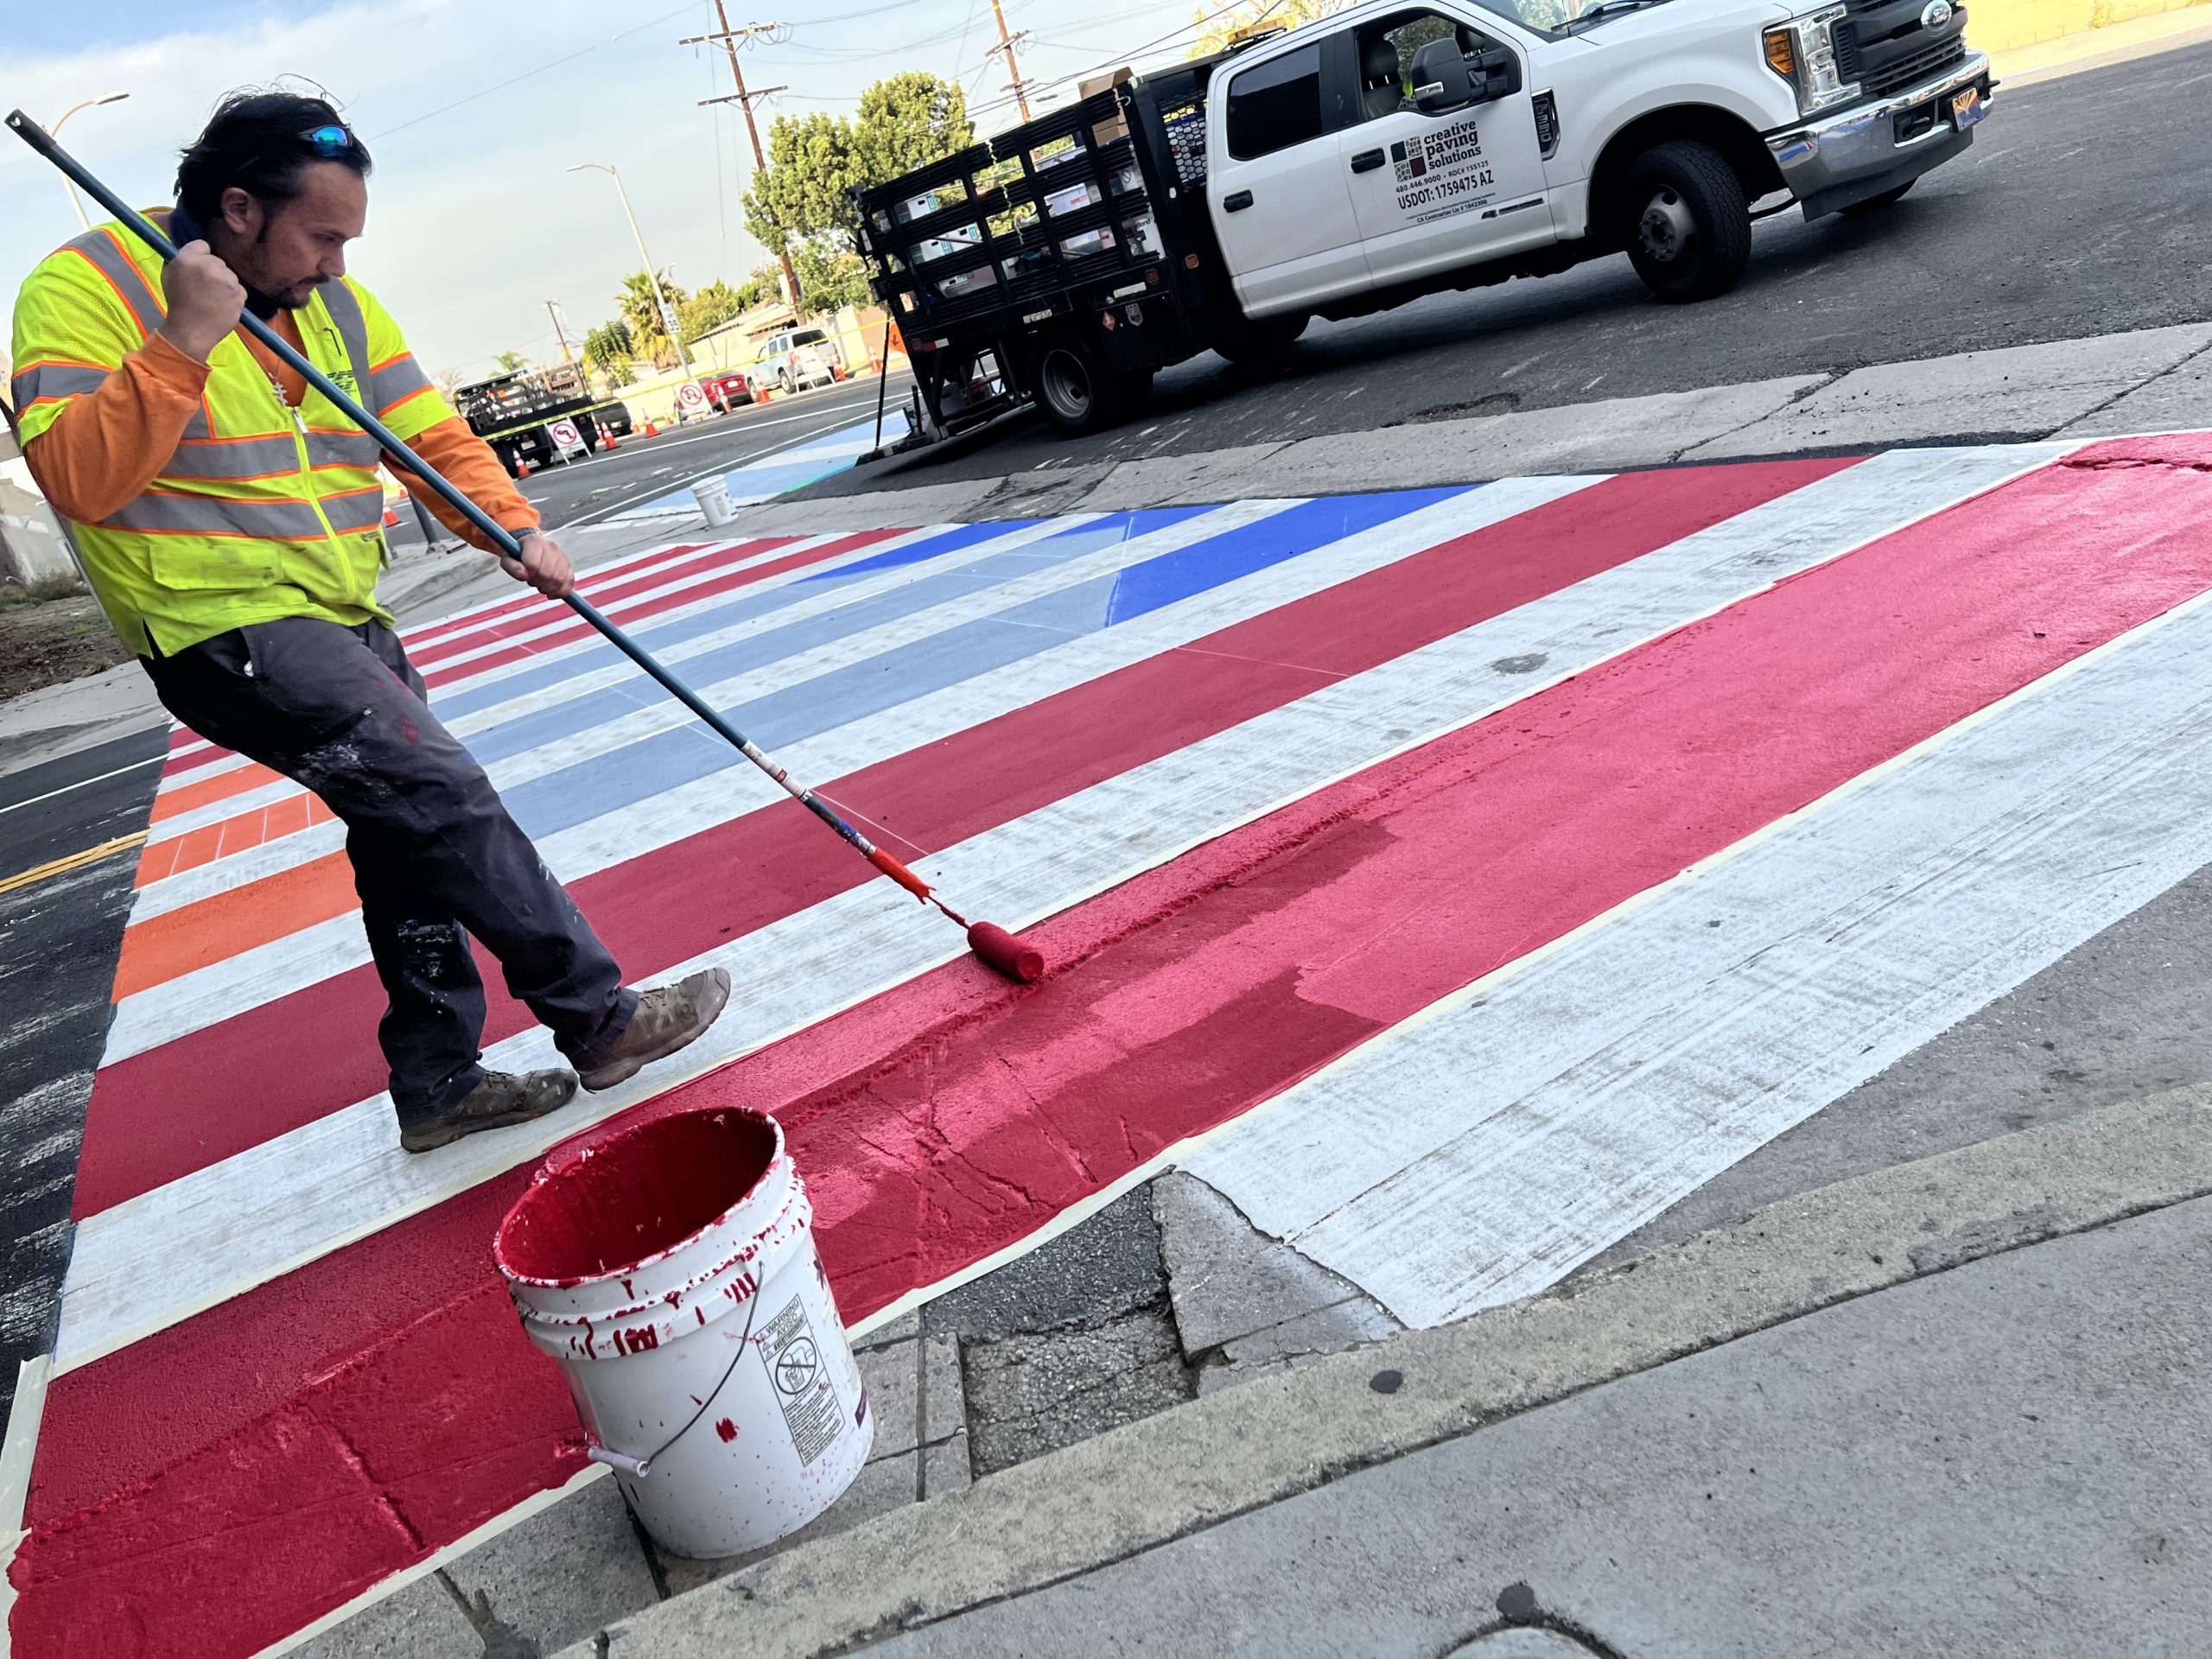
[1225,43,1326,160]
[1354,11,1522,119]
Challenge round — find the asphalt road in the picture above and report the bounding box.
[0,728,164,1429]
[815,41,2212,494]
[384,376,912,546]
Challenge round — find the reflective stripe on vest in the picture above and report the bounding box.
[320,486,387,536]
[104,492,331,539]
[368,353,433,416]
[63,228,166,334]
[315,278,378,404]
[10,360,109,408]
[163,434,308,480]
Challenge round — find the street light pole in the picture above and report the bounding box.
[51,92,130,229]
[568,162,704,416]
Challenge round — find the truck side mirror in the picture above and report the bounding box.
[1410,39,1478,115]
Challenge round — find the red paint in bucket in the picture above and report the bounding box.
[495,1109,780,1285]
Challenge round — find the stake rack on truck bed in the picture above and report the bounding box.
[855,59,1240,441]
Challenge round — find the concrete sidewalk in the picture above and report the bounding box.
[725,319,2212,537]
[566,1087,2212,1657]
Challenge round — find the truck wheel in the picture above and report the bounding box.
[1623,141,1751,304]
[1214,311,1308,366]
[493,441,520,480]
[1840,180,1915,216]
[1033,337,1132,436]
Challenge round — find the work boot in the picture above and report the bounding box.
[399,1068,578,1154]
[579,967,732,1092]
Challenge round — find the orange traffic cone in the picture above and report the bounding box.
[642,418,659,438]
[516,456,531,479]
[601,425,620,451]
[382,505,401,529]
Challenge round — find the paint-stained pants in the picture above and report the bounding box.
[143,616,638,1123]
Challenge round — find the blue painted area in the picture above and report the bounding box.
[623,418,884,516]
[1102,488,1466,626]
[478,486,1459,841]
[428,521,1027,724]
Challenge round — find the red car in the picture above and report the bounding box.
[701,371,753,414]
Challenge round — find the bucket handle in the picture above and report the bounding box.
[586,1282,765,1480]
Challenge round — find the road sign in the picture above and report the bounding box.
[675,381,708,416]
[546,417,588,461]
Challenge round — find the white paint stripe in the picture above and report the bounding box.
[61,449,2042,1366]
[102,486,1554,1063]
[1184,518,2212,1334]
[126,518,1078,912]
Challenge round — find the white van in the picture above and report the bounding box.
[755,327,843,395]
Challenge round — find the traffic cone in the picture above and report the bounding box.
[601,425,620,451]
[382,505,401,529]
[516,456,531,479]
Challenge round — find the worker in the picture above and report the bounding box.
[9,90,730,1153]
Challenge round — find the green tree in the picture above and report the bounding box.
[617,270,690,368]
[582,319,634,382]
[790,239,872,316]
[1189,0,1350,56]
[492,348,528,374]
[742,73,973,256]
[679,279,747,343]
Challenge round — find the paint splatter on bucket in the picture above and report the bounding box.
[495,1108,872,1558]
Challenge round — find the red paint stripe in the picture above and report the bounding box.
[31,445,2212,1659]
[78,461,1843,1216]
[413,528,905,690]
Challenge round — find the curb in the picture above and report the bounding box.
[564,1084,2212,1656]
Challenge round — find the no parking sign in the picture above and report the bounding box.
[675,380,708,418]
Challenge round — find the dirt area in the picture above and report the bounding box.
[0,578,130,701]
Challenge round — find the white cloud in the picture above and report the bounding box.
[0,0,1222,379]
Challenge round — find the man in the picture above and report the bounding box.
[10,90,729,1153]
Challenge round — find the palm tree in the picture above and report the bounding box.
[617,270,689,368]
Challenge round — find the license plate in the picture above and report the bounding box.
[1952,86,1985,130]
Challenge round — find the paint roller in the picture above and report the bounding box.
[5,109,1048,985]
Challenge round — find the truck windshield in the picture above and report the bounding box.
[1459,0,1580,32]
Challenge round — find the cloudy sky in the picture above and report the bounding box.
[0,0,1217,380]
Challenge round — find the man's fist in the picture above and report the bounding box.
[500,529,575,599]
[157,240,248,362]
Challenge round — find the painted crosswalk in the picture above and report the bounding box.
[15,431,2212,1659]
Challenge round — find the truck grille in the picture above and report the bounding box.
[1859,31,1967,98]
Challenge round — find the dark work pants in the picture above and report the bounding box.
[144,617,638,1123]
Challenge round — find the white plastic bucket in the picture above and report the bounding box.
[690,474,737,527]
[494,1109,873,1558]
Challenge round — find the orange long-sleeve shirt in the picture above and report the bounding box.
[24,311,536,550]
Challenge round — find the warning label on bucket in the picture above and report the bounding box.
[759,1294,842,1466]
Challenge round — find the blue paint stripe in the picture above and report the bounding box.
[428,521,1030,723]
[1103,487,1466,626]
[483,487,1457,840]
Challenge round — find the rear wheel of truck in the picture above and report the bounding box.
[1623,140,1751,304]
[1840,180,1915,216]
[1214,310,1308,367]
[1033,337,1141,436]
[493,440,520,480]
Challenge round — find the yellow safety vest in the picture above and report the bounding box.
[7,214,450,656]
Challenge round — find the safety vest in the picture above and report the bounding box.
[7,216,448,656]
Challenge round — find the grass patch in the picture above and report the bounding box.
[0,574,89,607]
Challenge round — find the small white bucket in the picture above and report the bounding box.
[690,474,737,527]
[495,1109,873,1558]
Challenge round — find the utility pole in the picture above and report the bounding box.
[544,299,575,366]
[686,4,802,306]
[988,0,1034,122]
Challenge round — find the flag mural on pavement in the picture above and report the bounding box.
[13,430,2212,1656]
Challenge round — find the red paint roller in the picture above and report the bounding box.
[2,111,1051,986]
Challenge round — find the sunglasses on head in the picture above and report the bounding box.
[298,124,356,155]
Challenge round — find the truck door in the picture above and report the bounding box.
[1338,8,1554,290]
[1208,38,1374,318]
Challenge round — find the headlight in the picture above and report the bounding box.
[1764,5,1860,115]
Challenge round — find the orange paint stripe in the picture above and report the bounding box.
[112,849,359,1001]
[149,761,283,823]
[132,793,335,893]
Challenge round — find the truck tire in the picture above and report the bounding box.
[493,440,520,480]
[1840,179,1915,216]
[1032,337,1138,436]
[1622,140,1751,304]
[1214,310,1308,366]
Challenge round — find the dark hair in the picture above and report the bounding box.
[175,89,373,226]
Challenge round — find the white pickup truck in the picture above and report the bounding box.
[858,0,1993,435]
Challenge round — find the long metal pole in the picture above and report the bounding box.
[3,108,918,883]
[709,0,803,306]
